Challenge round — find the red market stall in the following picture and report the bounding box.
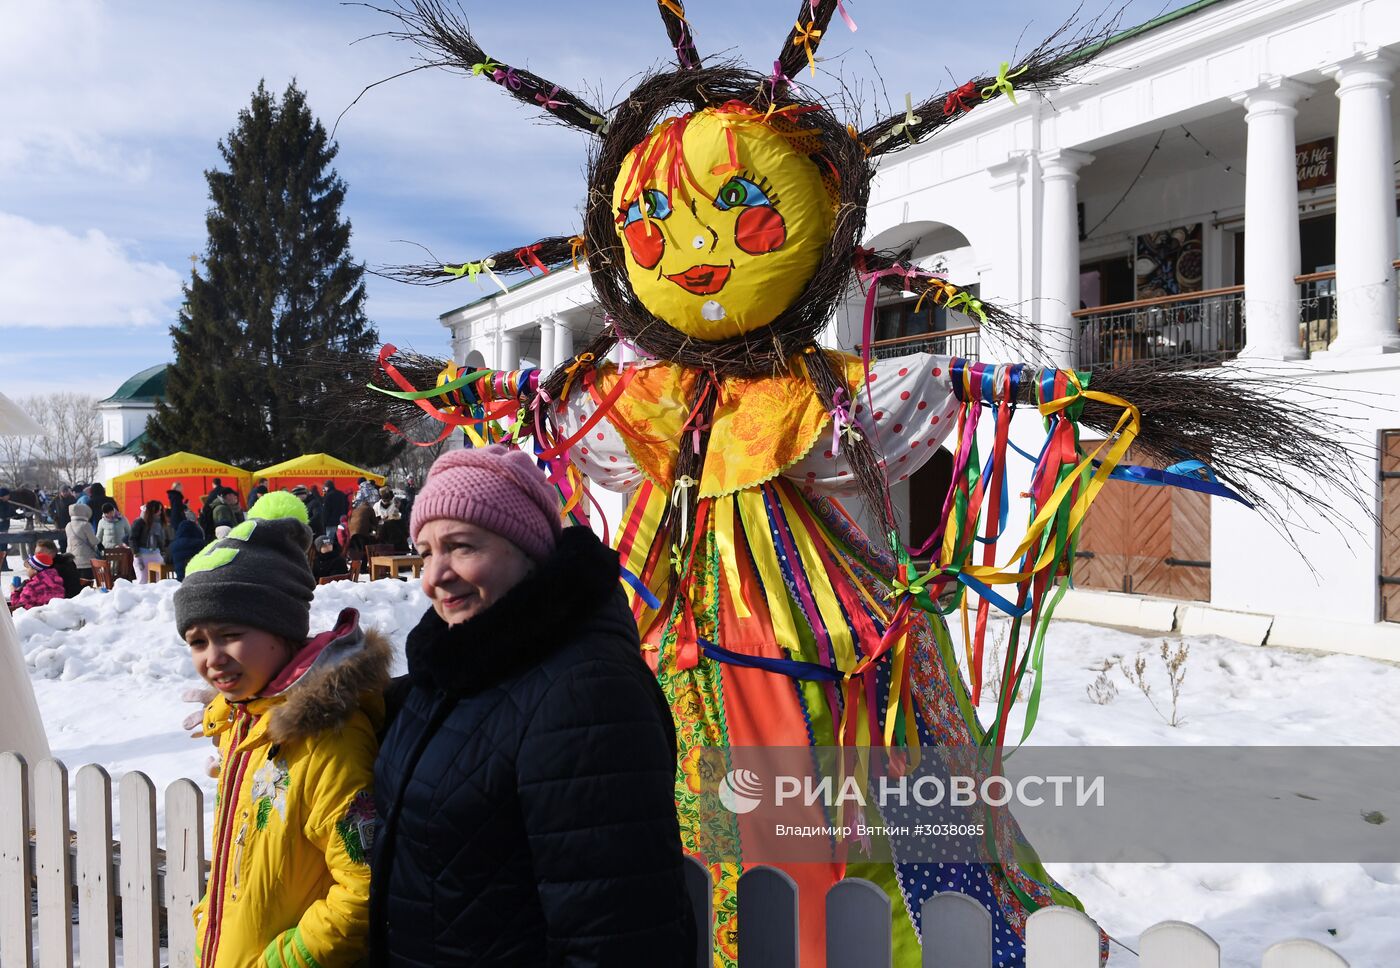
[252,453,385,496]
[110,452,251,524]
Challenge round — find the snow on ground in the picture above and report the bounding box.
[10,568,1400,966]
[954,618,1400,965]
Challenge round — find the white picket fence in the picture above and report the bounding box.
[0,752,1351,968]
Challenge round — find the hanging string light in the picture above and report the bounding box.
[1082,130,1163,240]
[1179,123,1244,176]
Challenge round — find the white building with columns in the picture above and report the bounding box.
[440,0,1400,657]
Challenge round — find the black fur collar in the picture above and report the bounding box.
[406,526,623,695]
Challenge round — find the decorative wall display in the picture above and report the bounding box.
[1135,223,1203,299]
[1296,137,1336,191]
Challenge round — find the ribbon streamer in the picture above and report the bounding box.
[670,475,699,550]
[515,244,550,276]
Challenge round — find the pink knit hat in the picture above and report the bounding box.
[410,445,562,560]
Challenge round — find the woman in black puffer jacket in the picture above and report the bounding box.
[369,446,692,967]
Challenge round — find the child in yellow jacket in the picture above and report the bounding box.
[175,492,389,968]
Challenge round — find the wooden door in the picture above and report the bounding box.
[1381,431,1400,623]
[1073,443,1211,601]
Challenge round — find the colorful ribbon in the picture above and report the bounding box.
[567,235,586,271]
[515,244,550,276]
[944,80,978,115]
[768,60,796,97]
[670,475,698,550]
[792,20,822,75]
[492,66,522,91]
[981,61,1028,105]
[443,258,509,293]
[471,59,501,76]
[534,85,564,110]
[828,387,861,457]
[945,291,989,324]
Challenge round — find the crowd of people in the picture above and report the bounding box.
[3,475,416,610]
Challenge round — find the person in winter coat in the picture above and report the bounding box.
[211,491,245,531]
[168,519,206,581]
[130,500,170,583]
[369,445,692,967]
[312,535,349,580]
[65,504,99,580]
[346,502,377,546]
[50,486,76,552]
[30,540,80,599]
[352,478,380,510]
[168,484,189,525]
[95,502,131,550]
[376,505,408,554]
[321,481,349,540]
[175,492,388,968]
[294,486,325,537]
[85,482,111,516]
[372,488,398,524]
[10,552,65,609]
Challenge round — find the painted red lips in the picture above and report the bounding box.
[664,263,732,295]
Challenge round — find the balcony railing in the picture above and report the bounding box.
[1298,269,1338,355]
[1074,285,1246,369]
[1076,260,1400,369]
[860,326,981,361]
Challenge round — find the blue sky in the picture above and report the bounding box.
[2,0,1192,399]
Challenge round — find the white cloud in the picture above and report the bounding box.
[0,212,182,329]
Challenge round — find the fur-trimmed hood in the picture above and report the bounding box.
[266,608,392,743]
[203,608,392,745]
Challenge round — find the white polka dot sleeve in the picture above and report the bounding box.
[786,353,960,497]
[554,368,645,494]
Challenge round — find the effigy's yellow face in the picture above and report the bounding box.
[611,106,835,340]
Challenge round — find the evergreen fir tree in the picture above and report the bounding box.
[146,80,398,468]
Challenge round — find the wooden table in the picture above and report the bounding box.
[369,554,424,581]
[146,560,177,582]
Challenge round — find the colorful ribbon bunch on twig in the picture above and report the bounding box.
[881,360,1149,766]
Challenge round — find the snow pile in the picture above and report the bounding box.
[14,577,423,682]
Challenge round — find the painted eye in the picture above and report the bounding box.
[623,189,672,226]
[713,176,772,211]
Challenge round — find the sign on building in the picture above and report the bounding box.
[1296,137,1336,191]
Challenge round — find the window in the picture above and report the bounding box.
[1381,430,1400,623]
[874,283,981,342]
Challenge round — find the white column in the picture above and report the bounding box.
[1323,51,1400,355]
[1039,149,1094,369]
[498,330,519,371]
[1232,77,1312,360]
[538,319,557,371]
[554,315,575,362]
[986,154,1030,364]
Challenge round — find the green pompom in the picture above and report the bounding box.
[248,491,309,525]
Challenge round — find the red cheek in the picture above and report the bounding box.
[623,220,665,269]
[735,206,787,255]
